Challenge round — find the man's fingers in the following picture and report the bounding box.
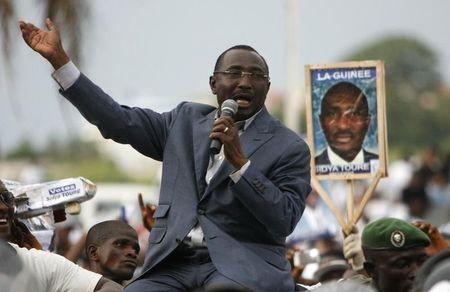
[344,242,357,258]
[344,233,357,244]
[212,116,234,128]
[211,124,230,133]
[209,132,228,141]
[45,18,56,31]
[19,22,39,41]
[19,20,27,31]
[19,22,32,36]
[24,22,40,32]
[145,205,156,222]
[138,193,146,213]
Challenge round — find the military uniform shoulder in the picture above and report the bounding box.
[346,273,374,287]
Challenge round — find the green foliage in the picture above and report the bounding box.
[42,137,100,162]
[46,157,131,183]
[345,35,450,153]
[4,138,137,183]
[5,140,39,159]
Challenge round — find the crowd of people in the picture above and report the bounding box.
[2,18,448,291]
[1,172,449,291]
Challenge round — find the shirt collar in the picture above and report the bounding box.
[327,146,364,165]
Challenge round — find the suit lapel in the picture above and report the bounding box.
[193,110,216,198]
[202,108,275,198]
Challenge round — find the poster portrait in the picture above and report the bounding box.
[305,61,388,180]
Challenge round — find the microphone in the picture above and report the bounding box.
[210,99,239,155]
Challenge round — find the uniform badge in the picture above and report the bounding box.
[390,230,405,247]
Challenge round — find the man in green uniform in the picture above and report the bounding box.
[352,218,431,292]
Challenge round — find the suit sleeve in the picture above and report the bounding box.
[231,138,311,237]
[60,74,182,161]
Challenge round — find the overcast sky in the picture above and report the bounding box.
[1,0,449,154]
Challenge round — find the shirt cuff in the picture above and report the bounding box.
[229,160,251,183]
[51,61,80,90]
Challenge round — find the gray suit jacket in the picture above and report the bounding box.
[61,74,311,291]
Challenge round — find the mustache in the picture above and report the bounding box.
[330,130,354,140]
[231,91,253,100]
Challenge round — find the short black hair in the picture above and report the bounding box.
[214,45,269,73]
[320,82,369,115]
[85,220,137,254]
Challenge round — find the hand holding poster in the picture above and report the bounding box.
[305,61,388,233]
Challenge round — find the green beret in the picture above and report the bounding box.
[362,218,431,250]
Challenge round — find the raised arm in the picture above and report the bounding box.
[19,18,175,160]
[19,18,69,69]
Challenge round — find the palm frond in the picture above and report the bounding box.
[0,0,15,62]
[45,0,88,65]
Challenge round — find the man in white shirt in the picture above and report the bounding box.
[0,181,122,291]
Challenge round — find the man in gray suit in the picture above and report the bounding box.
[20,19,311,291]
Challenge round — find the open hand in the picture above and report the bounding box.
[412,220,449,255]
[19,18,69,69]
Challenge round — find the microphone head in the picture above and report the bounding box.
[221,99,239,116]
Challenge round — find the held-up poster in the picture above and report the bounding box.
[305,61,388,180]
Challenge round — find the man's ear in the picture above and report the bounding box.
[87,245,99,261]
[209,76,217,95]
[319,114,326,129]
[363,261,375,278]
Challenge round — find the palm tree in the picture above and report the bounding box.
[44,0,88,65]
[0,0,14,63]
[0,0,88,156]
[1,0,87,65]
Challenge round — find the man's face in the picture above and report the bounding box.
[210,49,270,121]
[0,193,13,240]
[320,92,370,162]
[97,230,140,282]
[368,247,428,292]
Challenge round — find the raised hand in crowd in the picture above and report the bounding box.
[343,225,365,272]
[64,233,87,263]
[138,193,156,232]
[412,220,449,256]
[286,247,302,280]
[19,18,69,69]
[285,247,318,286]
[10,219,43,250]
[0,185,42,250]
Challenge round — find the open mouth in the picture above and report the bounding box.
[233,95,252,108]
[121,260,137,267]
[0,218,8,225]
[336,136,352,143]
[333,132,353,143]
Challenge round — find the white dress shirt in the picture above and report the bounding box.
[327,146,364,165]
